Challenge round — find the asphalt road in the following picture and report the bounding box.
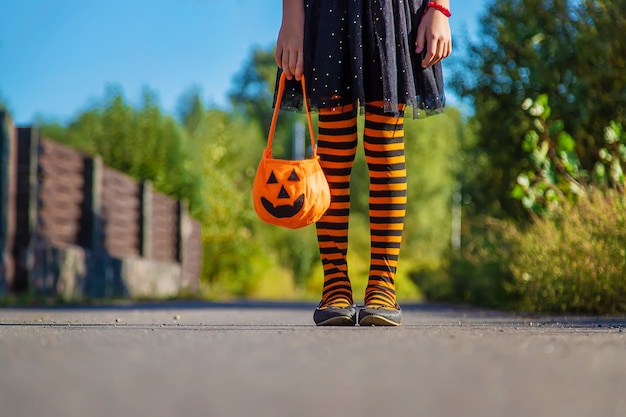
[1,301,625,417]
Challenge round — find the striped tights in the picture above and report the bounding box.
[315,101,407,308]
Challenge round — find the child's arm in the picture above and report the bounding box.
[275,0,305,80]
[415,1,452,68]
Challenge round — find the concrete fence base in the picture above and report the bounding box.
[27,240,189,300]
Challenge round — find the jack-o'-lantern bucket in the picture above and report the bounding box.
[252,73,330,229]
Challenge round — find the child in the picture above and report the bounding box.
[275,0,452,326]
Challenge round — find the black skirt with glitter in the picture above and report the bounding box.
[276,0,446,119]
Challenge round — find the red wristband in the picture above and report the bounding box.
[426,2,451,18]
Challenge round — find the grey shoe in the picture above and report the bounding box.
[358,304,402,326]
[313,302,357,326]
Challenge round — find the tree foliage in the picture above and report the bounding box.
[0,95,8,113]
[453,0,626,217]
[229,48,278,136]
[197,110,268,292]
[229,48,321,160]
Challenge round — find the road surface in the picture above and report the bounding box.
[1,301,625,417]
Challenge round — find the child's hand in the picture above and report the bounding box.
[275,0,304,80]
[415,9,452,68]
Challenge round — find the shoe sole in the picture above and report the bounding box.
[316,315,356,326]
[358,314,401,327]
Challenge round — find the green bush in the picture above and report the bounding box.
[416,217,517,309]
[509,190,626,314]
[505,96,626,313]
[439,190,626,314]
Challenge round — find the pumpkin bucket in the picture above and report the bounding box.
[252,73,330,229]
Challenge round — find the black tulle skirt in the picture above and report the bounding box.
[276,0,446,119]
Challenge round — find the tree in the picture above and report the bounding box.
[229,48,277,135]
[403,108,465,266]
[0,95,9,113]
[177,86,206,136]
[197,109,269,291]
[573,0,626,158]
[229,47,314,160]
[453,0,626,218]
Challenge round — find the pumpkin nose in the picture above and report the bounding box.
[278,186,290,199]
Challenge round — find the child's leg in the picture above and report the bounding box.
[315,103,358,308]
[363,101,407,309]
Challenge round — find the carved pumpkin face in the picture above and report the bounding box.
[260,168,305,218]
[253,154,331,229]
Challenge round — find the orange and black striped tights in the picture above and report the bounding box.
[315,101,406,309]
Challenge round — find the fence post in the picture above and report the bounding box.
[0,111,17,294]
[177,200,188,265]
[82,155,105,297]
[178,200,186,290]
[13,127,41,292]
[81,155,103,251]
[140,181,153,259]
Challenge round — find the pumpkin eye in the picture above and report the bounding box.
[288,169,300,181]
[267,171,278,184]
[266,169,300,184]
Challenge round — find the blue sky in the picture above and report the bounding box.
[0,0,489,125]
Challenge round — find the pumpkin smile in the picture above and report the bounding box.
[261,194,305,218]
